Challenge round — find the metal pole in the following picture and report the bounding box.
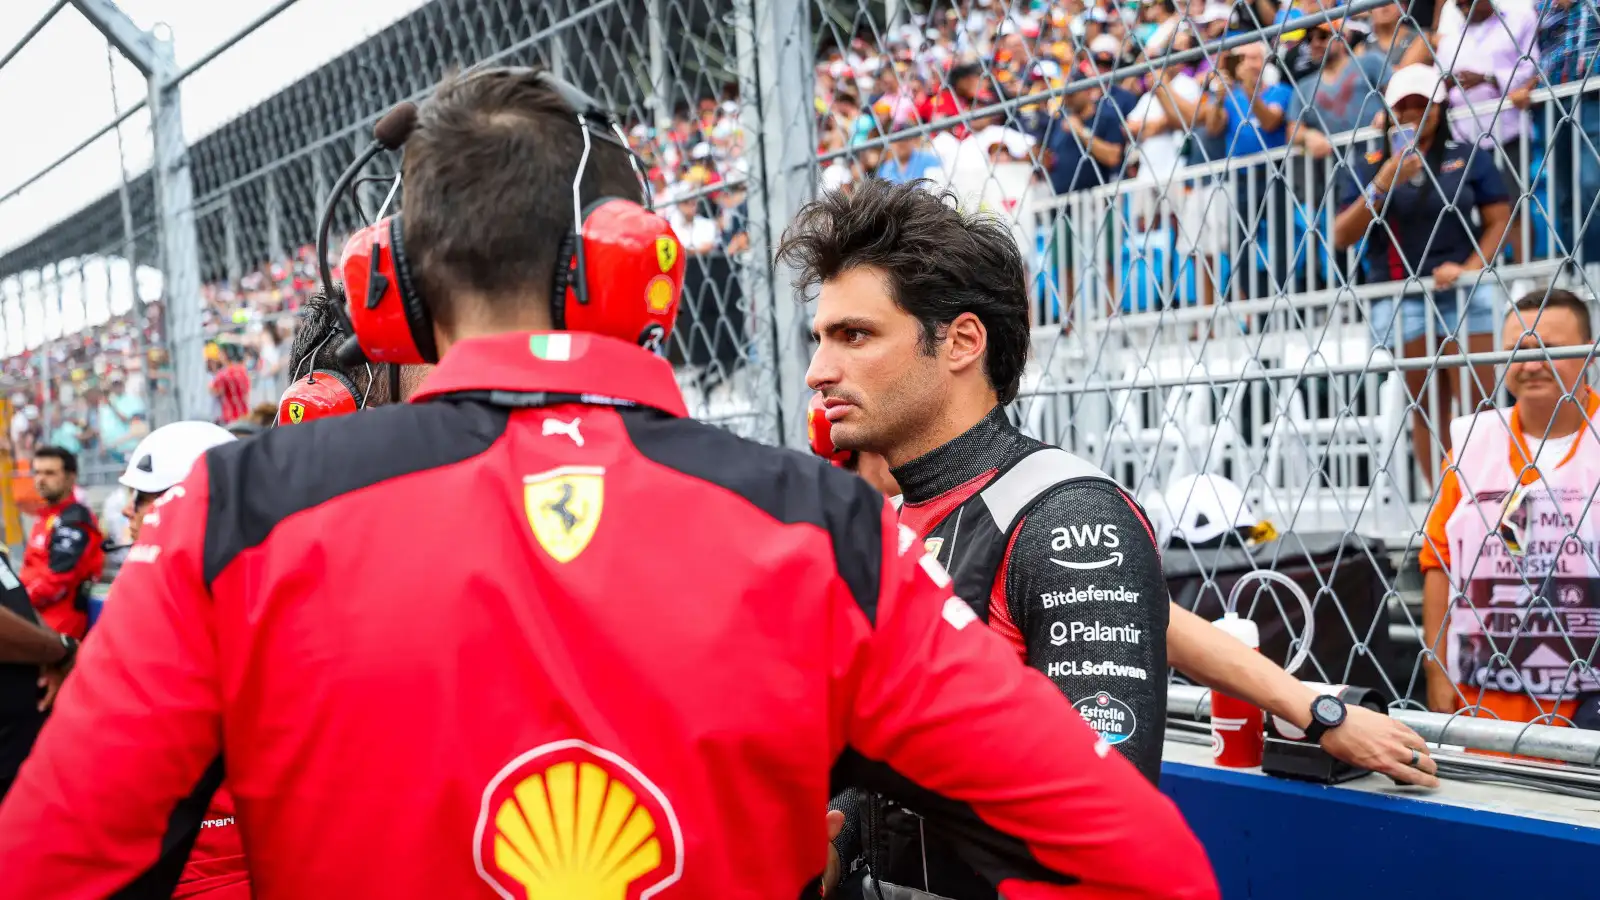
[0,0,69,76]
[646,0,670,134]
[265,172,284,264]
[751,0,815,449]
[146,33,209,422]
[1167,684,1600,766]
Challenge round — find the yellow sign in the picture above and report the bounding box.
[654,235,678,273]
[287,401,305,425]
[476,741,683,900]
[524,466,604,563]
[923,537,945,561]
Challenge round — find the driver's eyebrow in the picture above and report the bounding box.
[813,316,877,342]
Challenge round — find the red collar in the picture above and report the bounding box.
[409,331,688,417]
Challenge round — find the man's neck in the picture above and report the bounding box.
[884,394,996,469]
[1321,53,1348,78]
[1373,22,1398,44]
[435,308,554,358]
[1520,387,1592,439]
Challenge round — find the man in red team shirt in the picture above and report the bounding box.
[206,343,252,425]
[19,447,104,642]
[0,69,1217,898]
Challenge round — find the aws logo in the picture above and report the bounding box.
[475,740,684,900]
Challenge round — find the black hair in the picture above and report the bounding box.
[1513,288,1594,342]
[287,285,355,380]
[777,178,1030,404]
[33,445,78,476]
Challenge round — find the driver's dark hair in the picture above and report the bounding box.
[403,67,642,328]
[286,286,392,406]
[777,178,1030,404]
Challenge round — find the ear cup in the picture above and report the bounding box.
[550,231,578,330]
[386,216,439,364]
[338,218,435,366]
[561,198,686,349]
[277,369,364,425]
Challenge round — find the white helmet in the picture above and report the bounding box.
[1162,474,1261,547]
[119,421,237,495]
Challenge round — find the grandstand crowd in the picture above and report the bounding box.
[2,0,1589,469]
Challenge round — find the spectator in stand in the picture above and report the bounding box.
[1432,0,1540,258]
[1287,19,1388,160]
[1362,0,1430,82]
[207,342,252,426]
[94,377,146,465]
[877,133,944,184]
[1129,31,1205,188]
[1043,75,1128,195]
[1334,64,1512,485]
[1202,40,1294,297]
[1512,0,1600,262]
[666,191,720,255]
[1087,34,1142,116]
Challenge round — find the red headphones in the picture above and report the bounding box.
[325,67,687,368]
[808,393,857,468]
[276,370,363,426]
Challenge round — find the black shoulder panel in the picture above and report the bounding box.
[57,503,94,528]
[202,400,510,584]
[620,409,885,624]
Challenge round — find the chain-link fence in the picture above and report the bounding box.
[805,0,1600,764]
[5,0,1600,770]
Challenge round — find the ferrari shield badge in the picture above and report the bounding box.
[524,466,605,563]
[286,401,305,424]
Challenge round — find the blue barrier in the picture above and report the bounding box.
[1162,742,1600,899]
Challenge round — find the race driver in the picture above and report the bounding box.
[0,68,1217,899]
[786,179,1438,899]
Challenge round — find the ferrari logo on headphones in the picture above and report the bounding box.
[287,402,305,425]
[655,235,679,273]
[524,466,605,564]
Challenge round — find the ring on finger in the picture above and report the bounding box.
[1409,748,1421,768]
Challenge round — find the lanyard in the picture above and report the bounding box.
[430,389,645,412]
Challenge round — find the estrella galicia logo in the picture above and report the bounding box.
[1073,691,1137,745]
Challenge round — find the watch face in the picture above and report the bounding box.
[1313,695,1346,726]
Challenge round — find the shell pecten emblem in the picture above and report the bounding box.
[475,740,683,900]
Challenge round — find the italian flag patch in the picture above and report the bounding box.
[528,334,572,361]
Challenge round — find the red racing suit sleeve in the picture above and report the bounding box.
[23,504,102,610]
[0,467,224,899]
[831,502,1217,899]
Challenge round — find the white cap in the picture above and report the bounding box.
[1161,473,1258,546]
[1385,64,1447,108]
[1089,34,1122,57]
[119,421,236,495]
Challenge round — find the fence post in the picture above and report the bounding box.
[747,0,814,450]
[148,31,208,422]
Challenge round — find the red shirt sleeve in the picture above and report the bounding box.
[831,502,1218,899]
[0,465,225,897]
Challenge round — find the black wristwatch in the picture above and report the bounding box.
[1302,694,1347,744]
[56,634,79,669]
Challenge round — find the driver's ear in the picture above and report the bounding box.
[945,312,988,375]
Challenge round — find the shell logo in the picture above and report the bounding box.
[475,740,684,900]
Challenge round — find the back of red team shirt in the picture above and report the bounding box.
[0,390,1215,898]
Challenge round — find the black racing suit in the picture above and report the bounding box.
[838,406,1169,900]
